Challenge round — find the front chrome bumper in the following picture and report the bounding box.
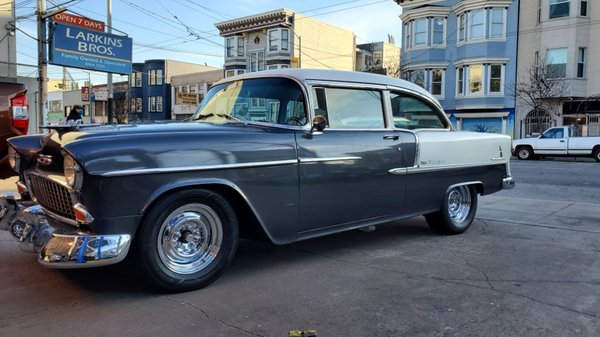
[0,193,131,269]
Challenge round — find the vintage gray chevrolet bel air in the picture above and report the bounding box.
[0,69,514,292]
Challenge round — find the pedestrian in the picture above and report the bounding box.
[66,105,83,124]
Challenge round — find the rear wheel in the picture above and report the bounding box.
[425,185,478,235]
[593,148,600,163]
[134,189,239,292]
[516,146,534,160]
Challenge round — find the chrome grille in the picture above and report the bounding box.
[26,174,75,220]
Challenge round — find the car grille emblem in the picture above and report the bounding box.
[37,154,53,166]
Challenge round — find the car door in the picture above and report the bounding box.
[536,127,567,155]
[296,85,411,234]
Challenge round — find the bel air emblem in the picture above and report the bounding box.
[37,154,53,166]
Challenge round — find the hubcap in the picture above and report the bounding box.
[518,149,529,159]
[447,186,472,227]
[157,204,223,275]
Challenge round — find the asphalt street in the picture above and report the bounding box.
[0,159,598,337]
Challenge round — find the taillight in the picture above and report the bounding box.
[11,94,29,134]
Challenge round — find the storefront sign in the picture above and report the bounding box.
[50,23,133,74]
[176,92,198,105]
[52,12,105,32]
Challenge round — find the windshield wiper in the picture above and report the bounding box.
[194,113,244,123]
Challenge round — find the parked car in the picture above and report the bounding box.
[0,82,29,178]
[512,126,600,162]
[0,69,514,292]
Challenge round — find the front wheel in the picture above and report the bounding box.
[516,146,534,160]
[593,148,600,163]
[425,185,478,235]
[134,189,239,292]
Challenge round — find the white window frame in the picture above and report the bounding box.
[458,14,466,43]
[487,64,505,95]
[237,37,245,57]
[546,48,568,78]
[414,18,428,47]
[489,8,506,39]
[149,96,156,112]
[430,69,445,98]
[404,22,412,49]
[468,10,486,41]
[156,96,163,112]
[268,29,278,51]
[467,64,485,96]
[456,67,464,96]
[577,47,586,78]
[226,37,235,58]
[249,51,265,72]
[431,17,446,46]
[156,69,163,85]
[136,98,142,112]
[550,0,570,19]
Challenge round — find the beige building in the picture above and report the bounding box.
[356,41,401,77]
[170,69,224,120]
[215,8,356,77]
[517,0,599,137]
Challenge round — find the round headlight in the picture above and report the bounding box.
[64,155,82,188]
[8,146,20,172]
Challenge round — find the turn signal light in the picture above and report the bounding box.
[73,203,94,224]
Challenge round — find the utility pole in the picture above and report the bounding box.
[37,0,47,130]
[107,0,113,124]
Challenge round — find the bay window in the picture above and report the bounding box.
[457,8,506,43]
[268,28,290,52]
[226,37,234,57]
[405,69,445,97]
[457,67,464,95]
[431,69,444,96]
[458,14,466,42]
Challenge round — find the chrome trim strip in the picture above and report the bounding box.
[446,181,483,194]
[388,168,407,175]
[43,208,79,226]
[99,159,299,177]
[491,157,504,161]
[298,156,362,163]
[405,161,505,174]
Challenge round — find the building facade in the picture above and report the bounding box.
[128,60,219,121]
[516,0,599,138]
[356,41,401,77]
[395,0,518,136]
[215,8,356,77]
[171,69,224,120]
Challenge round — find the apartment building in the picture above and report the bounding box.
[128,60,219,121]
[356,41,401,77]
[516,0,599,137]
[395,0,518,136]
[215,8,356,77]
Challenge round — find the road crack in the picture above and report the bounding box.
[163,297,266,337]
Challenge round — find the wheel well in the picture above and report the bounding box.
[516,145,533,152]
[137,184,270,243]
[592,145,600,154]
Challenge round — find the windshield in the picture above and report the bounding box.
[192,77,307,126]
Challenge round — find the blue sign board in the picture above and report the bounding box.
[50,23,133,74]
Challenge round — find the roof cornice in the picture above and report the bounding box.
[215,8,294,36]
[400,6,451,21]
[451,0,514,14]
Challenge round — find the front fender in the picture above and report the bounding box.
[141,178,278,244]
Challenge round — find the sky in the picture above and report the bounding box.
[13,0,404,85]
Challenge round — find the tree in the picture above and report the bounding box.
[512,56,570,119]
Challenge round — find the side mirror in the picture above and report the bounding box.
[309,115,328,134]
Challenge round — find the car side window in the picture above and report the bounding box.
[541,129,564,139]
[312,87,384,129]
[389,92,446,129]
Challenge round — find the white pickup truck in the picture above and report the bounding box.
[512,126,600,162]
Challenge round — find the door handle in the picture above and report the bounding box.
[560,140,565,142]
[383,135,399,141]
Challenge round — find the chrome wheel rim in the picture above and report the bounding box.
[157,203,223,275]
[518,148,529,159]
[447,186,472,227]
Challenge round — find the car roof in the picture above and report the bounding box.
[214,68,435,102]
